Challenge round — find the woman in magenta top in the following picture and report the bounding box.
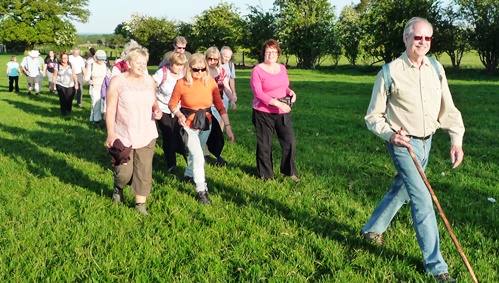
[250,39,299,183]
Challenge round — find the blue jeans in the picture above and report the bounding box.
[184,125,211,192]
[210,98,229,124]
[362,137,448,275]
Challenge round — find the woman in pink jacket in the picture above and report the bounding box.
[250,39,299,183]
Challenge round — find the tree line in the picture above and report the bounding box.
[2,0,499,71]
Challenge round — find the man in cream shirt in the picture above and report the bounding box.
[361,17,464,283]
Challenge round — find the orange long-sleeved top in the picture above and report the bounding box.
[169,77,227,128]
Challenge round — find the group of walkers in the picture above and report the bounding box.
[50,47,109,121]
[104,36,300,214]
[105,37,238,212]
[5,16,465,282]
[6,47,110,122]
[6,50,47,95]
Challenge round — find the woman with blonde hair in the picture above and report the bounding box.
[111,39,141,78]
[205,47,237,166]
[153,51,188,173]
[169,53,234,204]
[205,47,236,123]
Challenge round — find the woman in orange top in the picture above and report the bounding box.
[169,53,234,204]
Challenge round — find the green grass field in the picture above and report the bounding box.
[0,53,497,282]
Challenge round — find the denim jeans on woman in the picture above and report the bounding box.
[362,136,449,276]
[184,125,211,192]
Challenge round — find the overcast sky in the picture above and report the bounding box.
[73,0,360,34]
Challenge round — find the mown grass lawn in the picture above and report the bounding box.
[0,53,497,282]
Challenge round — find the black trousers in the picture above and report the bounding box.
[56,85,75,115]
[75,82,82,105]
[8,76,19,92]
[252,109,298,179]
[157,113,179,168]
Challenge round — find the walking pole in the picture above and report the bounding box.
[407,147,478,283]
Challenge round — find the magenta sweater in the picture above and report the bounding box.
[250,64,291,114]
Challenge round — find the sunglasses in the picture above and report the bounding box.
[176,46,186,50]
[208,57,219,61]
[191,67,206,72]
[413,36,433,42]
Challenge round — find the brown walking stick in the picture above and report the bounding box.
[407,147,478,283]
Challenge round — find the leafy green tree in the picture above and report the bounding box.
[107,34,126,49]
[53,21,77,48]
[338,5,362,66]
[360,0,438,64]
[191,2,243,52]
[241,5,278,62]
[274,0,337,69]
[323,24,343,67]
[432,3,472,69]
[114,23,131,41]
[123,13,176,65]
[0,0,89,51]
[457,0,499,71]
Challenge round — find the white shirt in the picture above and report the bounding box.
[152,66,183,114]
[221,61,236,100]
[221,61,236,79]
[21,57,42,77]
[69,55,86,74]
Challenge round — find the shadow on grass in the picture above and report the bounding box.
[0,93,92,121]
[0,85,15,93]
[0,117,110,197]
[0,133,108,196]
[205,177,424,279]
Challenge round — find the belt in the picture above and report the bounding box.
[408,135,432,140]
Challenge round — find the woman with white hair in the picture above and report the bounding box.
[106,46,163,216]
[111,40,141,78]
[153,51,188,174]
